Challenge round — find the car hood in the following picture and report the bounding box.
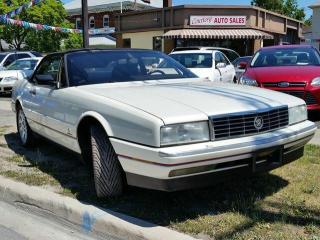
[246,66,320,83]
[0,70,25,79]
[77,79,304,124]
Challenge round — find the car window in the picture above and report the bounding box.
[17,53,31,60]
[67,51,196,86]
[220,50,239,62]
[34,55,62,85]
[219,52,230,65]
[7,59,38,70]
[251,47,320,67]
[215,52,222,65]
[31,51,42,57]
[3,54,16,67]
[170,53,213,68]
[0,53,8,63]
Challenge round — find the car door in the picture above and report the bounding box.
[32,55,79,150]
[219,52,235,83]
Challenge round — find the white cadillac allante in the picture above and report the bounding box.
[12,49,317,197]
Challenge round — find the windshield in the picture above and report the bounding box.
[67,50,197,86]
[6,59,38,70]
[251,47,320,67]
[170,53,213,68]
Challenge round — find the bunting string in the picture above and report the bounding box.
[1,0,44,19]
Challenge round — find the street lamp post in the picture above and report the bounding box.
[81,0,89,48]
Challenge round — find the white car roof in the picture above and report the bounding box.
[16,57,43,61]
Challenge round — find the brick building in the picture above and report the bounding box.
[64,0,171,47]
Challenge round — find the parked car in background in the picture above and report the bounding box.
[170,49,236,82]
[232,56,252,82]
[12,49,316,197]
[0,57,42,94]
[240,45,320,111]
[172,47,240,62]
[0,51,42,70]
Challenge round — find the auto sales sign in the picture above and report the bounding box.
[190,16,247,26]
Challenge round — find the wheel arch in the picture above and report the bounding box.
[76,112,114,164]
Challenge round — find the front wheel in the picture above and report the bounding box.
[91,125,124,198]
[16,106,35,147]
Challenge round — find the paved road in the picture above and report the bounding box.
[0,200,120,240]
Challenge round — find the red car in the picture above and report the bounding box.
[240,45,320,111]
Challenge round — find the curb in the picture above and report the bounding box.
[0,176,197,240]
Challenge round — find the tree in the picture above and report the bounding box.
[0,0,75,51]
[305,15,312,27]
[251,0,284,14]
[251,0,305,21]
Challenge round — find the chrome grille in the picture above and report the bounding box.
[210,107,289,140]
[263,82,306,87]
[305,92,318,105]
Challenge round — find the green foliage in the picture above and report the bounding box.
[251,0,305,21]
[0,0,79,52]
[63,33,83,50]
[305,15,312,27]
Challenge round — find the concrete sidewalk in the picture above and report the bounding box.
[0,176,197,240]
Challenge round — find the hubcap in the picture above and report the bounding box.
[18,110,27,144]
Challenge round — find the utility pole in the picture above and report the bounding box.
[81,0,89,48]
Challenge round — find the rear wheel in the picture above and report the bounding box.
[16,106,35,147]
[91,125,123,198]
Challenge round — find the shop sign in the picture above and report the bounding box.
[190,16,246,26]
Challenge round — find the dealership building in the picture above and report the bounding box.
[115,5,304,55]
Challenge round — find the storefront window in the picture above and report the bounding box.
[153,36,162,51]
[89,16,95,29]
[76,18,81,29]
[103,15,110,28]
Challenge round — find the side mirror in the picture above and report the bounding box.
[216,62,226,69]
[35,74,56,86]
[238,62,248,70]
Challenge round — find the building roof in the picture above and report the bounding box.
[64,0,162,15]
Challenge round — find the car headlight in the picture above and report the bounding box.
[311,77,320,86]
[160,121,210,146]
[2,76,18,83]
[239,76,258,86]
[289,105,308,125]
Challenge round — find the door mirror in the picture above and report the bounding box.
[216,62,226,69]
[238,62,248,69]
[35,74,56,86]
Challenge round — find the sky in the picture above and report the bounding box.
[62,0,316,18]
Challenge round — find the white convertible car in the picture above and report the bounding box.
[12,49,317,197]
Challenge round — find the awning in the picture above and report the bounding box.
[163,29,274,40]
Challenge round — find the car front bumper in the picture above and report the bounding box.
[0,82,14,93]
[110,120,316,191]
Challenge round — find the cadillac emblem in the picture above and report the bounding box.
[254,116,264,130]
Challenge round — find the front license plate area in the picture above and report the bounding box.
[251,146,284,172]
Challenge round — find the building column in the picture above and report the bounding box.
[116,33,123,48]
[253,39,263,53]
[163,38,175,53]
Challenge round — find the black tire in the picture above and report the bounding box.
[91,125,123,198]
[16,106,35,147]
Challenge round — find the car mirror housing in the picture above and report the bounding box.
[35,74,56,86]
[216,62,227,69]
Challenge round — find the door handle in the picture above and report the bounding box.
[29,88,36,95]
